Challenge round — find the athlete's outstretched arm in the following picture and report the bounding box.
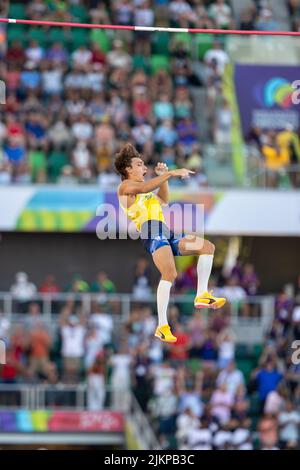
[119,168,194,195]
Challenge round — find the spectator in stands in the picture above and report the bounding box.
[39,275,60,294]
[239,6,256,30]
[213,421,233,450]
[204,40,230,75]
[87,352,106,410]
[217,360,245,397]
[176,407,199,450]
[208,0,233,29]
[253,359,283,411]
[210,382,234,424]
[216,329,237,369]
[241,263,260,296]
[10,272,37,313]
[176,116,198,156]
[28,321,52,378]
[60,314,86,383]
[256,7,279,31]
[168,322,191,363]
[107,39,132,70]
[214,98,232,145]
[90,302,113,347]
[186,417,213,450]
[261,131,290,187]
[232,418,253,450]
[67,274,90,293]
[132,256,152,300]
[278,399,300,449]
[221,276,247,316]
[258,413,279,449]
[91,271,116,294]
[187,311,206,358]
[110,341,132,411]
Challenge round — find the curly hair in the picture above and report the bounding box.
[114,143,141,180]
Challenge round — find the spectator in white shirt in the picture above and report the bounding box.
[41,63,63,95]
[176,407,199,449]
[210,383,234,424]
[169,0,193,23]
[221,276,247,305]
[61,315,86,383]
[217,360,245,397]
[25,40,44,66]
[107,40,132,70]
[232,418,253,450]
[217,329,237,369]
[209,0,232,29]
[278,400,300,449]
[71,116,93,142]
[213,423,233,450]
[90,303,113,346]
[10,272,37,313]
[214,98,232,145]
[110,342,132,411]
[186,417,213,450]
[87,352,106,411]
[204,40,230,75]
[72,45,92,68]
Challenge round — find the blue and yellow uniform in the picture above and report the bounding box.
[118,191,184,256]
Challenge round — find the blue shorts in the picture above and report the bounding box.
[140,220,184,256]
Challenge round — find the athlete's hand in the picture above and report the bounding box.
[169,168,195,179]
[155,162,168,175]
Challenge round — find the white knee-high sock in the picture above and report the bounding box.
[157,280,172,326]
[196,254,214,296]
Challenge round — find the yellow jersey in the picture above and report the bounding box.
[118,191,165,232]
[262,145,290,170]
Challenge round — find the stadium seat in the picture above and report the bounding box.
[9,3,26,19]
[249,393,261,416]
[47,27,70,48]
[70,28,89,50]
[252,344,263,362]
[7,24,25,43]
[236,343,251,359]
[150,55,170,74]
[27,27,47,47]
[236,358,254,382]
[70,5,88,22]
[133,55,150,73]
[196,34,214,60]
[48,151,69,182]
[151,32,170,55]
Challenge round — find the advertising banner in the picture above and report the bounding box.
[0,410,124,433]
[234,64,300,137]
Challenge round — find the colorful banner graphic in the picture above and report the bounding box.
[0,410,124,433]
[0,186,299,235]
[234,64,300,137]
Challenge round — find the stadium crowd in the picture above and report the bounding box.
[1,0,298,188]
[1,257,300,450]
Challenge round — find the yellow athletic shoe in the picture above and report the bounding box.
[154,324,177,343]
[194,291,226,310]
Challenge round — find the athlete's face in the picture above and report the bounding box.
[127,157,147,181]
